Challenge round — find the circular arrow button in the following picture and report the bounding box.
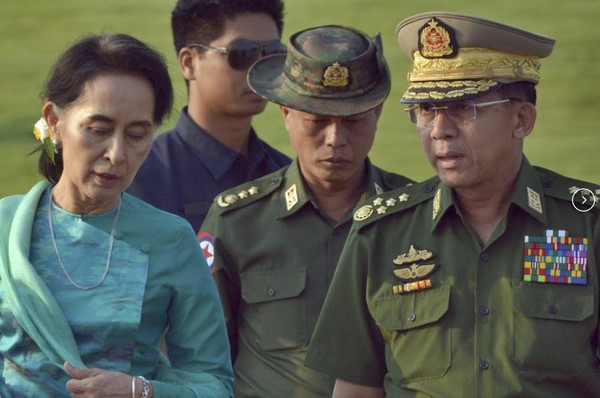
[571,188,596,212]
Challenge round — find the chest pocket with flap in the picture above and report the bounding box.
[374,285,451,383]
[240,267,307,351]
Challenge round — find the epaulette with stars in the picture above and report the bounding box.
[212,168,286,214]
[535,166,600,209]
[352,176,440,229]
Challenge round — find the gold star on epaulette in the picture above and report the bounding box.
[399,193,409,202]
[373,197,384,206]
[376,206,387,214]
[248,186,259,195]
[238,190,249,199]
[386,198,397,207]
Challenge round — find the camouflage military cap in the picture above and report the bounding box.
[396,12,556,103]
[247,25,390,116]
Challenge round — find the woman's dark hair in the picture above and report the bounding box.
[39,33,174,183]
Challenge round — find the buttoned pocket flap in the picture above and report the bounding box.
[514,281,593,322]
[241,267,307,304]
[375,285,451,331]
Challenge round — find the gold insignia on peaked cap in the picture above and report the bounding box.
[285,184,299,211]
[396,12,556,103]
[322,62,349,87]
[393,244,434,266]
[354,204,374,221]
[419,18,457,58]
[527,186,543,214]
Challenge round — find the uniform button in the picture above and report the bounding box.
[407,313,417,322]
[140,244,151,253]
[479,306,490,316]
[479,361,490,370]
[114,231,123,239]
[267,288,276,296]
[547,304,558,314]
[271,177,280,185]
[479,252,490,262]
[423,185,433,193]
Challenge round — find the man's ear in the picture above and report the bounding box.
[178,47,198,81]
[513,101,537,139]
[279,105,291,119]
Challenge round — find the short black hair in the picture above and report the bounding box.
[171,0,285,54]
[39,33,173,183]
[499,82,537,105]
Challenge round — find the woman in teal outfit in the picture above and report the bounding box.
[0,34,233,397]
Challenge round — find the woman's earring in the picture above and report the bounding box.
[52,138,59,154]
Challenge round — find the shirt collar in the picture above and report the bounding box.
[431,156,547,233]
[175,107,265,180]
[276,158,382,220]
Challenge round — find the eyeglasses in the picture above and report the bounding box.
[188,39,287,70]
[405,99,513,125]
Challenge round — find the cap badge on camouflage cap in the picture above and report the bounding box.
[418,18,457,58]
[322,62,349,87]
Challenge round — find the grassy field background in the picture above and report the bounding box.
[1,1,599,198]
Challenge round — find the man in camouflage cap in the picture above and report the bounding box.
[306,12,600,397]
[199,24,413,397]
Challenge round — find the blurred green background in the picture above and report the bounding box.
[1,0,599,198]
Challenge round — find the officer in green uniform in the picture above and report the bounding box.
[305,12,600,397]
[198,25,414,397]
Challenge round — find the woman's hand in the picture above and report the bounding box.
[64,361,135,398]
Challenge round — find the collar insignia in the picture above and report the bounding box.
[418,17,457,59]
[374,182,383,195]
[432,188,441,220]
[322,62,349,87]
[285,184,299,211]
[392,244,438,294]
[527,186,543,214]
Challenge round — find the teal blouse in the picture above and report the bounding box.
[0,181,233,397]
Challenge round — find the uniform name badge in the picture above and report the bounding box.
[523,229,588,285]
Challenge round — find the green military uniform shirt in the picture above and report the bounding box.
[305,157,600,397]
[200,158,413,398]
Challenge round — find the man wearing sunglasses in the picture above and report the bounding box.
[199,25,414,397]
[128,0,291,232]
[305,12,600,397]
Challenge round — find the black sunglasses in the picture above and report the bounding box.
[189,39,287,70]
